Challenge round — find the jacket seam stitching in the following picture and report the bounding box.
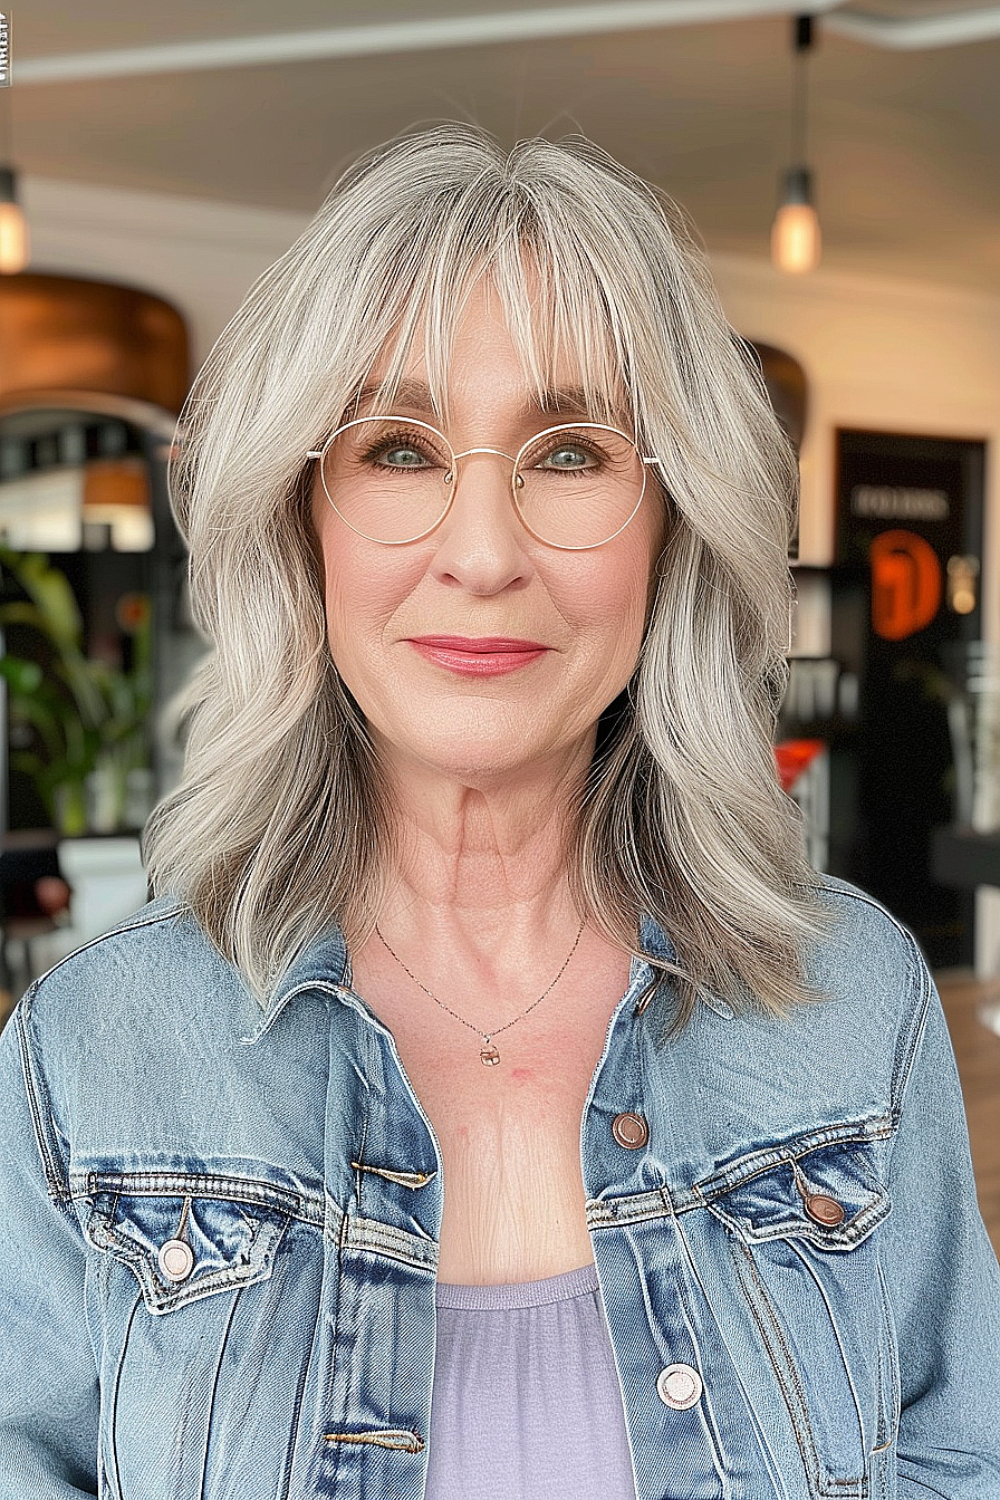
[197,1282,244,1495]
[278,1256,324,1500]
[27,903,184,993]
[732,1237,869,1497]
[888,933,931,1113]
[109,1291,142,1496]
[78,1171,321,1226]
[816,881,930,1120]
[15,995,72,1204]
[693,1125,893,1204]
[327,1209,351,1490]
[732,1237,825,1492]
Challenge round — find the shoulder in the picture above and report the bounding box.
[12,896,255,1105]
[806,874,928,998]
[23,893,246,1018]
[667,877,933,1141]
[4,897,343,1207]
[781,875,932,1109]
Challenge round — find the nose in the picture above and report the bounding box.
[428,448,530,595]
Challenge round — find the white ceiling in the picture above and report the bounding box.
[6,1,1000,290]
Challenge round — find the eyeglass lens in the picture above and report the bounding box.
[319,417,646,548]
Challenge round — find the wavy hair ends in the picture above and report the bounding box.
[144,123,824,1016]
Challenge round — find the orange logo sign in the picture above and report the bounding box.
[869,529,942,640]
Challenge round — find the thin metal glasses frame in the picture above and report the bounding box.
[306,415,661,551]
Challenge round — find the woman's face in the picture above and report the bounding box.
[311,283,665,788]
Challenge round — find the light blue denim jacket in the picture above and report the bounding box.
[2,876,999,1499]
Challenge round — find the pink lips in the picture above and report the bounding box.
[408,635,549,677]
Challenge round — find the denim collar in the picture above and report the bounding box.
[240,922,351,1042]
[249,908,732,1039]
[635,913,734,1019]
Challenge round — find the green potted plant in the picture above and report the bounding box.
[0,548,153,836]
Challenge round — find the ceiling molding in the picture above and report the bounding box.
[825,4,1000,47]
[14,0,848,84]
[15,1,1000,89]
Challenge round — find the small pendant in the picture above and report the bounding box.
[480,1041,501,1066]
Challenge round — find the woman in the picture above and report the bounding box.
[1,126,998,1500]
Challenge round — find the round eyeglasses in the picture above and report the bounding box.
[307,416,660,550]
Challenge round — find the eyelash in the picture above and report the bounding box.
[532,439,603,468]
[359,429,438,465]
[353,428,610,470]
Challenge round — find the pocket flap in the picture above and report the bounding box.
[79,1170,292,1313]
[703,1138,890,1250]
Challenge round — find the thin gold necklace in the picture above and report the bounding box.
[373,918,586,1066]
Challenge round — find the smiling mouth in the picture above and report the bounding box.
[411,635,548,651]
[406,636,550,677]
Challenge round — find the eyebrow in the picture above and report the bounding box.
[348,379,598,423]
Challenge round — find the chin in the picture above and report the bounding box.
[386,716,568,784]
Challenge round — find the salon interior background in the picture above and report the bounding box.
[4,0,1000,969]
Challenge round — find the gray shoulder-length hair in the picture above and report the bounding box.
[144,124,824,1022]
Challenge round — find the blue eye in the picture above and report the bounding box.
[355,424,452,471]
[376,443,432,468]
[539,443,598,471]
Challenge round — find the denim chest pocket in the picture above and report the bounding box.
[701,1132,897,1499]
[79,1171,293,1315]
[705,1137,891,1248]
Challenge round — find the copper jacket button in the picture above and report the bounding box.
[804,1193,846,1227]
[611,1112,649,1149]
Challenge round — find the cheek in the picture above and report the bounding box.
[559,553,654,691]
[598,517,664,641]
[313,496,374,652]
[598,547,662,690]
[313,502,424,676]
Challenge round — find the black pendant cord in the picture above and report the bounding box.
[791,13,815,169]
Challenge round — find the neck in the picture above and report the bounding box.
[372,735,594,958]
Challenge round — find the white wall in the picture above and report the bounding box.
[20,175,1000,969]
[22,175,309,370]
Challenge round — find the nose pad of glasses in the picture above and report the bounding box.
[443,469,456,486]
[514,473,525,491]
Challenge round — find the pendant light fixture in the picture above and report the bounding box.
[772,14,821,275]
[0,64,29,275]
[0,166,29,274]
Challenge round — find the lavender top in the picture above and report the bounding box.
[425,1264,637,1500]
